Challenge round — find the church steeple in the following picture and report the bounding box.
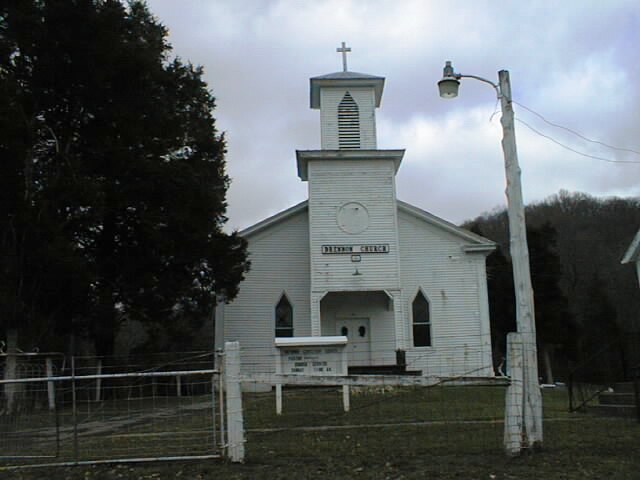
[309,43,385,150]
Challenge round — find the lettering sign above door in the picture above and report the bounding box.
[321,244,389,254]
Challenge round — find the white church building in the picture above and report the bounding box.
[216,48,496,378]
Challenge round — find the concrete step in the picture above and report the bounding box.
[589,404,638,419]
[599,392,636,406]
[613,382,637,394]
[348,365,422,376]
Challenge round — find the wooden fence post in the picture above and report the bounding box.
[4,329,19,414]
[504,332,524,456]
[95,359,102,402]
[275,347,282,415]
[224,341,245,463]
[46,357,55,411]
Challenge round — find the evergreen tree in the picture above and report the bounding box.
[0,1,249,355]
[578,274,621,382]
[469,223,515,370]
[527,222,572,383]
[469,221,572,381]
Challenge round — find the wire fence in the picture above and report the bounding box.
[0,351,223,468]
[3,339,639,471]
[233,338,511,460]
[239,336,496,379]
[233,333,639,464]
[568,333,640,417]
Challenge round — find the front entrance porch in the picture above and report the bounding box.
[319,290,397,368]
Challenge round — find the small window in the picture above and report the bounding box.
[412,291,431,347]
[275,295,293,337]
[338,91,360,149]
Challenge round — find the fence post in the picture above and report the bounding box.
[72,356,79,463]
[46,357,55,411]
[224,341,245,463]
[275,347,283,415]
[342,347,350,412]
[568,372,574,412]
[95,359,102,402]
[633,366,640,424]
[4,329,19,414]
[504,332,524,456]
[217,350,226,450]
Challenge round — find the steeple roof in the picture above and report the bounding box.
[311,71,384,81]
[310,70,385,109]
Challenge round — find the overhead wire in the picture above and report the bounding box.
[515,118,640,164]
[512,100,640,156]
[484,98,640,165]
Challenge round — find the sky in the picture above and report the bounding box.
[147,0,640,232]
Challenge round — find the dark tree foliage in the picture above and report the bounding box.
[526,222,573,383]
[468,223,515,367]
[0,0,249,355]
[465,190,640,380]
[470,221,572,381]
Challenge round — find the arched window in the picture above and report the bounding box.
[412,291,431,347]
[338,91,360,149]
[275,294,293,337]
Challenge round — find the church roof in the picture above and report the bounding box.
[311,71,384,81]
[396,200,495,252]
[310,71,385,108]
[240,201,308,238]
[622,228,640,264]
[239,200,495,253]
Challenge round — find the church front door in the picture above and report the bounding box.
[336,318,371,366]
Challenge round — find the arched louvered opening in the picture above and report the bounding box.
[275,294,293,337]
[412,291,432,347]
[338,91,360,149]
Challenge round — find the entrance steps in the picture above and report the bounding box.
[348,365,422,376]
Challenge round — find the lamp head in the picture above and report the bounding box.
[438,60,460,99]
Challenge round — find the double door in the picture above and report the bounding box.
[336,318,371,366]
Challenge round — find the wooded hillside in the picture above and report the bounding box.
[465,190,640,382]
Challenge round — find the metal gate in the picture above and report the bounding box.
[0,351,226,468]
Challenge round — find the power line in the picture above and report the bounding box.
[513,100,640,156]
[515,118,640,165]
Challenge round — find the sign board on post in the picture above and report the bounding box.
[274,336,349,414]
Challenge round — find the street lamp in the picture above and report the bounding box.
[437,61,499,98]
[438,61,543,452]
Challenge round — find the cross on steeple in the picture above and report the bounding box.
[336,41,351,72]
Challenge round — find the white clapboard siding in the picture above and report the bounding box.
[320,87,377,149]
[223,200,493,378]
[398,209,494,377]
[308,159,401,292]
[224,209,311,375]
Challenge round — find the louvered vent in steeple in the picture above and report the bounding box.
[338,92,360,149]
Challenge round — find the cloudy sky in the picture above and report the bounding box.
[147,0,639,231]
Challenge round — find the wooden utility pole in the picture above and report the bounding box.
[438,62,543,453]
[498,70,543,448]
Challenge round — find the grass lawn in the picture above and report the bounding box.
[2,387,639,479]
